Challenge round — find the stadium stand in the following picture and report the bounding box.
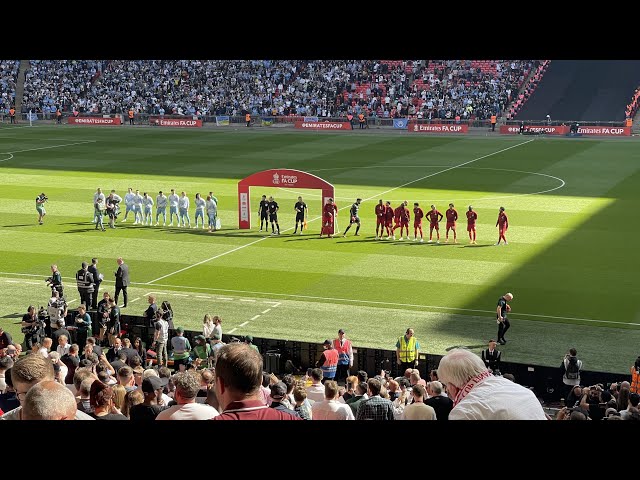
[0,60,19,115]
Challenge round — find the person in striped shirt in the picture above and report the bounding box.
[142,192,154,225]
[155,191,167,226]
[193,193,206,229]
[178,191,191,228]
[168,189,180,226]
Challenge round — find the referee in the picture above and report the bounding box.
[258,195,269,231]
[293,196,307,235]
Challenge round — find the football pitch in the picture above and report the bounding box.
[1,124,639,374]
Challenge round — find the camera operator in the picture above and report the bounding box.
[47,289,67,336]
[105,190,122,229]
[46,264,64,297]
[579,385,606,421]
[22,305,44,350]
[36,192,48,225]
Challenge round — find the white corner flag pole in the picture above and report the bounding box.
[334,213,340,234]
[29,110,33,127]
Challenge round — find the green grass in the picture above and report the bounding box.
[1,124,639,374]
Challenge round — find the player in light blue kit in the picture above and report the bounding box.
[178,191,191,228]
[168,188,179,227]
[206,195,218,233]
[194,193,206,229]
[155,190,167,226]
[121,187,135,223]
[133,189,144,225]
[142,192,154,225]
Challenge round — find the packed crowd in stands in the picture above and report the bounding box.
[625,85,640,120]
[1,305,639,420]
[15,60,542,121]
[21,60,106,118]
[0,60,19,114]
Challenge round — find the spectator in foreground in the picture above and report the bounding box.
[437,348,547,420]
[310,380,354,420]
[156,372,219,420]
[425,381,453,421]
[212,343,301,420]
[21,380,78,420]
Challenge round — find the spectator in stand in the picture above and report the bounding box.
[437,348,547,420]
[21,380,78,420]
[305,368,325,404]
[156,372,219,420]
[401,384,436,420]
[310,380,354,420]
[212,343,302,420]
[356,378,395,421]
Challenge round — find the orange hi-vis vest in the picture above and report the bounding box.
[358,113,365,122]
[9,108,15,116]
[491,115,497,124]
[128,110,134,118]
[626,117,632,127]
[320,348,338,379]
[333,338,352,366]
[245,113,251,122]
[631,367,640,394]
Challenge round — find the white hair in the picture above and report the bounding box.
[505,292,513,300]
[22,380,77,420]
[437,349,488,389]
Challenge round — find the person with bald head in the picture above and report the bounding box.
[21,380,77,420]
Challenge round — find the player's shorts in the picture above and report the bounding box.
[269,214,278,222]
[446,222,456,230]
[169,206,178,214]
[400,220,409,226]
[413,221,422,228]
[36,205,45,214]
[260,213,268,220]
[296,213,305,223]
[385,219,393,227]
[376,217,385,225]
[430,222,439,230]
[499,226,507,235]
[467,224,476,232]
[157,206,166,215]
[350,215,360,224]
[323,216,334,226]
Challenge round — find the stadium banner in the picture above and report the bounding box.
[393,118,409,129]
[500,125,567,135]
[303,116,319,122]
[261,117,274,126]
[215,115,230,126]
[578,125,631,136]
[295,121,352,130]
[149,117,203,128]
[68,116,122,126]
[408,122,468,133]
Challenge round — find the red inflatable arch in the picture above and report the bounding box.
[238,169,335,233]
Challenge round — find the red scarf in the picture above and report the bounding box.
[453,370,493,407]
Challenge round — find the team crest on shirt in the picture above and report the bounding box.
[272,173,280,185]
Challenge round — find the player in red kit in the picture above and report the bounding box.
[425,205,443,243]
[466,205,478,244]
[320,198,338,238]
[495,206,508,245]
[393,201,410,240]
[383,201,394,239]
[413,202,424,242]
[445,203,458,243]
[375,199,386,240]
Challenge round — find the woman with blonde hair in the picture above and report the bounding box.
[203,314,214,342]
[122,388,144,418]
[112,383,127,411]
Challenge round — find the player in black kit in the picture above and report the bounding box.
[258,194,270,231]
[293,196,308,235]
[268,196,280,235]
[342,198,362,237]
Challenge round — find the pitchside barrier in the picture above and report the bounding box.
[103,314,629,404]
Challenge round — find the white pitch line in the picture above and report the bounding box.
[195,295,212,299]
[271,302,281,308]
[261,309,271,314]
[2,140,97,155]
[144,140,535,285]
[239,299,256,302]
[227,328,237,334]
[130,297,141,303]
[172,293,189,297]
[0,272,629,325]
[250,315,261,321]
[365,139,535,200]
[67,299,77,305]
[238,321,249,327]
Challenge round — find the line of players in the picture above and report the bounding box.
[257,194,510,245]
[92,187,220,232]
